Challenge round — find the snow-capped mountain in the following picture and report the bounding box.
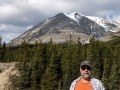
[10,12,120,46]
[65,12,120,32]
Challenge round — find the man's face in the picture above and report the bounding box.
[80,65,92,79]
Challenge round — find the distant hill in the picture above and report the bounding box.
[99,31,120,46]
[104,36,120,46]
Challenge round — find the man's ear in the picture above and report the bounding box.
[80,67,82,72]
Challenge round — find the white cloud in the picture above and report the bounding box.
[96,10,114,17]
[2,33,18,44]
[106,14,120,22]
[111,15,120,22]
[0,24,33,43]
[0,5,19,19]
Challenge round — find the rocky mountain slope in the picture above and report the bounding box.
[9,12,120,46]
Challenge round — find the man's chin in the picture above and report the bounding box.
[83,74,90,79]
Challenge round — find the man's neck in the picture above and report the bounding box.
[81,77,90,83]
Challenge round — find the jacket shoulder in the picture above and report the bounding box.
[91,77,105,90]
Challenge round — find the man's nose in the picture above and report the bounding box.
[84,68,88,71]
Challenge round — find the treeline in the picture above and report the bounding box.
[0,38,120,90]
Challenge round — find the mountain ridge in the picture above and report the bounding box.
[9,12,120,46]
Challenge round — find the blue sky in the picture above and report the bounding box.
[0,0,120,43]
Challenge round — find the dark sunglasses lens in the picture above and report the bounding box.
[81,67,85,70]
[87,67,91,70]
[81,66,91,70]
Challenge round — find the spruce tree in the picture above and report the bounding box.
[108,58,119,90]
[18,41,31,62]
[62,41,72,90]
[41,44,61,90]
[0,42,6,62]
[19,60,31,89]
[4,46,12,62]
[18,41,32,89]
[71,39,82,79]
[31,42,45,89]
[63,66,72,90]
[102,46,113,90]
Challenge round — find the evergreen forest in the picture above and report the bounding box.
[0,37,120,90]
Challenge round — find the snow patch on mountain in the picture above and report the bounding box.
[86,16,120,32]
[86,16,105,27]
[64,12,83,23]
[110,21,120,28]
[117,21,120,23]
[86,16,113,32]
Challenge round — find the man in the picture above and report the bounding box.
[69,61,105,90]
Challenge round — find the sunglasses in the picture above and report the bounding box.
[81,66,91,70]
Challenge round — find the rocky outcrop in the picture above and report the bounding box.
[0,62,19,90]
